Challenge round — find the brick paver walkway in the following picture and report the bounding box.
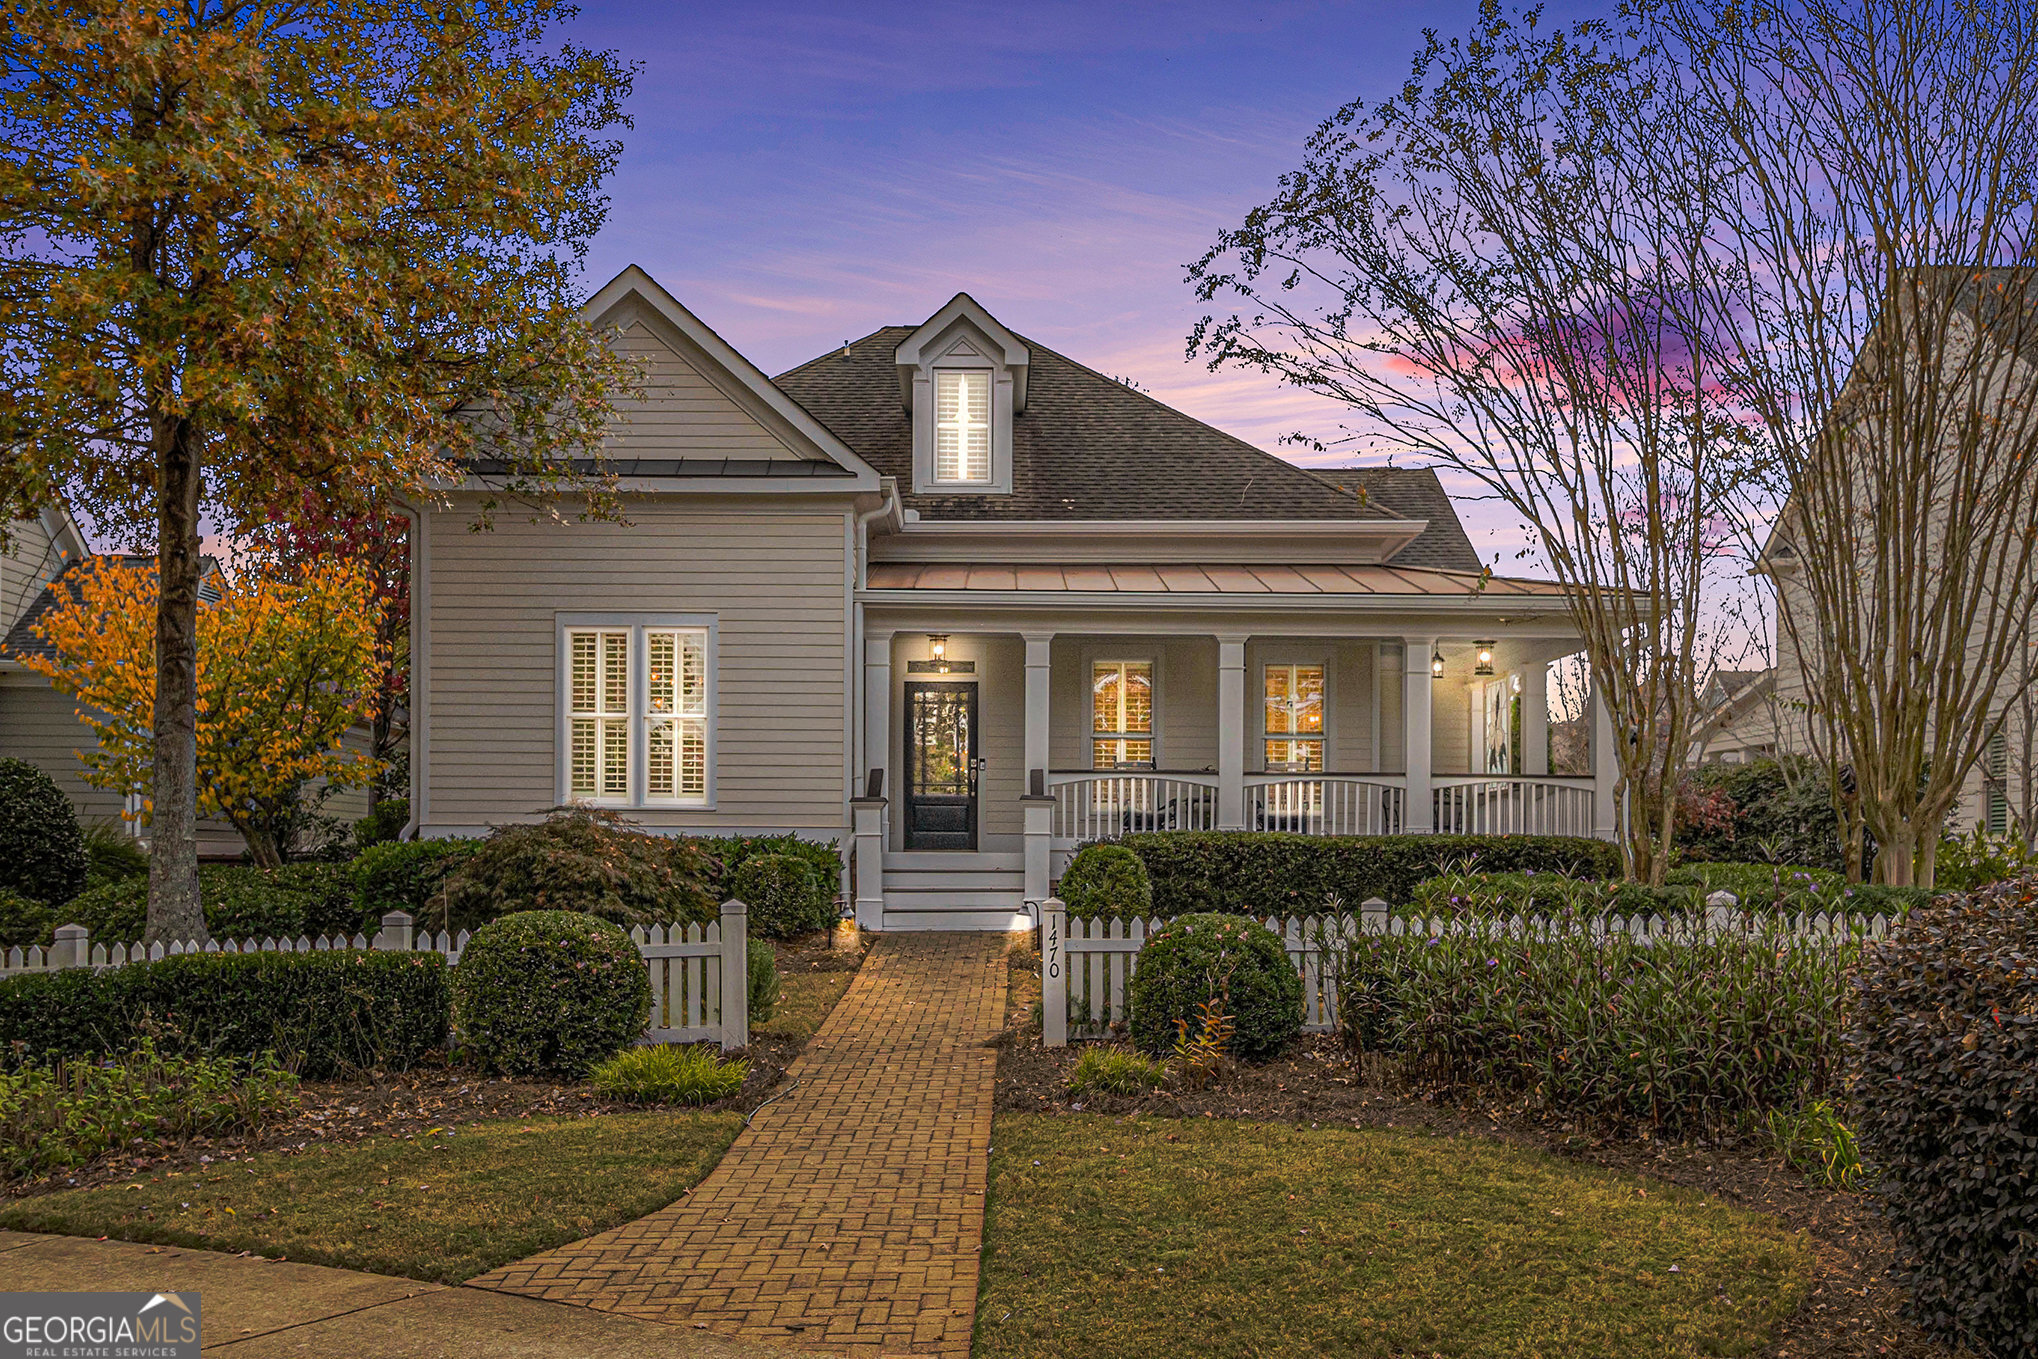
[470,932,1007,1358]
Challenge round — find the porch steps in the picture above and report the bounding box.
[881,851,1031,932]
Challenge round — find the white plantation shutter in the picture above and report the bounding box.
[935,370,991,481]
[569,630,631,798]
[645,628,709,801]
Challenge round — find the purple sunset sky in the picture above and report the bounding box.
[563,0,1592,568]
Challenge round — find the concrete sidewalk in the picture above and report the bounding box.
[0,1230,826,1358]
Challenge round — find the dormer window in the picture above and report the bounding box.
[896,292,1028,496]
[935,370,992,482]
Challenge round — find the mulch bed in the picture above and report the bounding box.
[993,947,1952,1359]
[6,929,869,1202]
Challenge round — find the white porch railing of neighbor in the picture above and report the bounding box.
[1047,772,1219,841]
[1036,895,1894,1046]
[1431,775,1597,838]
[1247,774,1406,836]
[0,901,752,1051]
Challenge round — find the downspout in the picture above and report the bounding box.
[851,478,901,782]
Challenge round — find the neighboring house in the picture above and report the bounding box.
[408,267,1618,929]
[1761,268,2038,840]
[1688,669,1782,766]
[0,529,370,857]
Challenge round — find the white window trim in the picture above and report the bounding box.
[932,367,994,485]
[557,613,718,810]
[1090,657,1158,769]
[910,324,1015,495]
[1258,655,1331,773]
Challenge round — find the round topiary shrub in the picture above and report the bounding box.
[452,910,652,1076]
[1847,873,2038,1358]
[0,758,87,908]
[1127,912,1302,1062]
[730,853,827,939]
[1057,844,1152,920]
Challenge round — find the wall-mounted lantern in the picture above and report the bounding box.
[1430,648,1446,680]
[1473,641,1496,676]
[928,634,950,674]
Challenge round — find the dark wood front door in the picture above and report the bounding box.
[903,682,978,851]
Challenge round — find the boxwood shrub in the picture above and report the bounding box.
[1666,861,1931,917]
[55,865,363,945]
[702,833,842,910]
[1117,831,1622,917]
[440,810,714,935]
[1407,871,1698,920]
[452,910,652,1076]
[1846,874,2038,1358]
[1127,913,1302,1061]
[0,888,53,950]
[0,949,451,1078]
[730,854,828,939]
[0,758,87,908]
[1056,844,1153,920]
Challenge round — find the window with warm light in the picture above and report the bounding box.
[564,622,711,806]
[1264,663,1325,770]
[1092,661,1154,768]
[934,370,991,482]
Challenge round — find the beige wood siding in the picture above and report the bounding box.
[604,305,833,462]
[1048,637,1219,773]
[423,500,850,833]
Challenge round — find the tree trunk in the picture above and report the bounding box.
[146,416,206,944]
[1876,820,1918,887]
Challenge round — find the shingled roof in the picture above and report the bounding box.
[1309,467,1483,573]
[3,554,218,662]
[775,328,1398,524]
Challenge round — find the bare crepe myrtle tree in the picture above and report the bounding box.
[1188,4,1752,882]
[1669,0,2038,886]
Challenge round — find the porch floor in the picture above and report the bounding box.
[468,933,1008,1358]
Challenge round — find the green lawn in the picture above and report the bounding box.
[975,1115,1809,1359]
[0,1111,741,1284]
[757,969,856,1041]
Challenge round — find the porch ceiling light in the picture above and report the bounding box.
[929,633,950,673]
[1474,641,1496,676]
[1430,648,1446,680]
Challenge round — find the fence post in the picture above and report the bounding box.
[1041,895,1068,1048]
[850,795,886,930]
[1360,898,1390,936]
[1704,890,1737,938]
[52,923,90,969]
[720,897,750,1053]
[374,910,414,952]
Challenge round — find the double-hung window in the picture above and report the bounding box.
[1263,663,1325,771]
[935,370,992,482]
[1092,661,1154,768]
[564,620,711,806]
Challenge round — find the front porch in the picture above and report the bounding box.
[848,623,1617,931]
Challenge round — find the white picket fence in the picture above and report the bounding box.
[1,901,752,1051]
[1037,893,1895,1046]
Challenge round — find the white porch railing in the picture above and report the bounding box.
[1431,775,1596,838]
[1,902,752,1052]
[1047,771,1219,842]
[1247,774,1406,836]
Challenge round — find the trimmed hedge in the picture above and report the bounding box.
[0,888,53,950]
[730,854,828,939]
[1117,832,1622,916]
[702,833,842,910]
[0,758,87,907]
[1667,862,1932,917]
[1408,871,1698,920]
[441,810,715,935]
[1056,844,1152,920]
[452,911,651,1076]
[0,950,450,1078]
[1847,874,2038,1357]
[1127,913,1302,1061]
[56,864,364,946]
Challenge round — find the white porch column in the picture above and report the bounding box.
[1403,637,1435,832]
[1217,634,1248,829]
[851,796,886,929]
[1521,662,1550,776]
[1023,632,1055,906]
[1590,676,1619,841]
[861,631,893,797]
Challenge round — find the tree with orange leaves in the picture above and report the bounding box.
[24,558,382,872]
[0,2,636,939]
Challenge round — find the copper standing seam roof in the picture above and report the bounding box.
[862,562,1572,596]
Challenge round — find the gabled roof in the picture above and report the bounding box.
[1310,467,1484,573]
[776,327,1399,524]
[3,554,221,663]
